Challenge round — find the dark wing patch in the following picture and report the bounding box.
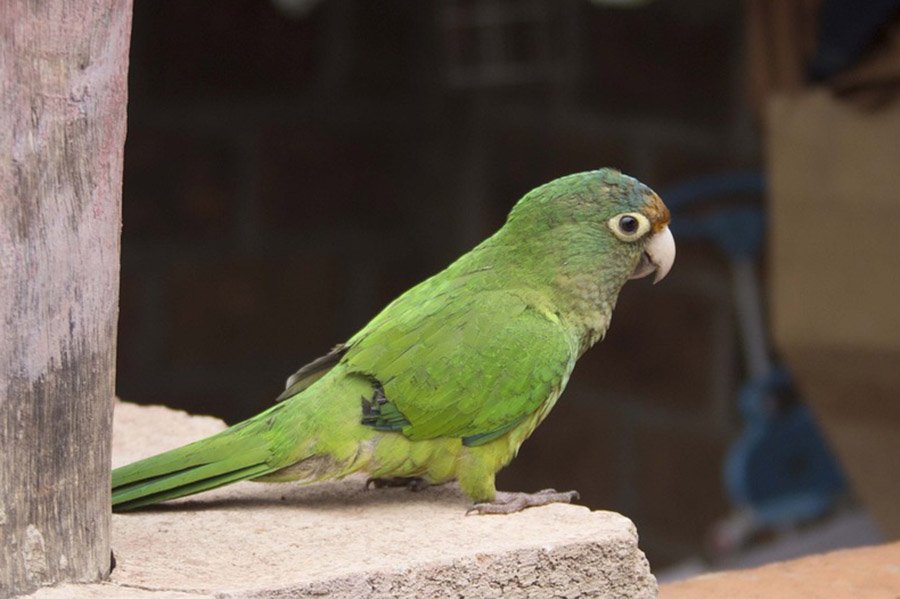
[360,384,411,431]
[276,344,348,402]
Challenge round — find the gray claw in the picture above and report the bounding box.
[467,489,580,515]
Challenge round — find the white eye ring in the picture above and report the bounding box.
[608,212,651,241]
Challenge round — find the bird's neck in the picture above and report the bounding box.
[550,269,619,355]
[469,226,632,356]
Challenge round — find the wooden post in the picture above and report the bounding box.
[0,1,132,596]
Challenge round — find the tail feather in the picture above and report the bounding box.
[112,412,282,511]
[113,461,272,511]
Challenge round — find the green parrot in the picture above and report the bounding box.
[112,168,675,514]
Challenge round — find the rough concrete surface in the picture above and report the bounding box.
[661,541,900,599]
[25,402,657,598]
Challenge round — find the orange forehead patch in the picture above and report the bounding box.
[641,191,671,233]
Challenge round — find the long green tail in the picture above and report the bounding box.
[112,405,285,511]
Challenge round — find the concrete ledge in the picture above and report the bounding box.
[28,402,657,598]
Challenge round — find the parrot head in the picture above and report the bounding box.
[502,168,675,287]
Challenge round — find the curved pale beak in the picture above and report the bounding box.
[628,226,675,284]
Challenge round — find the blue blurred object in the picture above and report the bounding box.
[665,171,766,259]
[663,171,766,209]
[663,173,846,540]
[724,368,846,528]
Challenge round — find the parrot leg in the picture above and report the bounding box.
[466,489,580,515]
[365,476,429,492]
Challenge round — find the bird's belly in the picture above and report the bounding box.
[365,433,463,484]
[364,408,546,485]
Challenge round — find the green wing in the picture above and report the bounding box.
[344,289,576,445]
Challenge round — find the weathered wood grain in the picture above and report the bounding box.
[0,1,132,596]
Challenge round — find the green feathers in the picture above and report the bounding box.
[112,409,280,510]
[347,292,575,443]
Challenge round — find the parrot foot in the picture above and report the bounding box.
[466,489,580,515]
[365,476,429,492]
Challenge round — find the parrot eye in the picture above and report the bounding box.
[609,212,651,241]
[619,216,638,233]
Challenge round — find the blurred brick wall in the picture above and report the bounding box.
[119,0,758,568]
